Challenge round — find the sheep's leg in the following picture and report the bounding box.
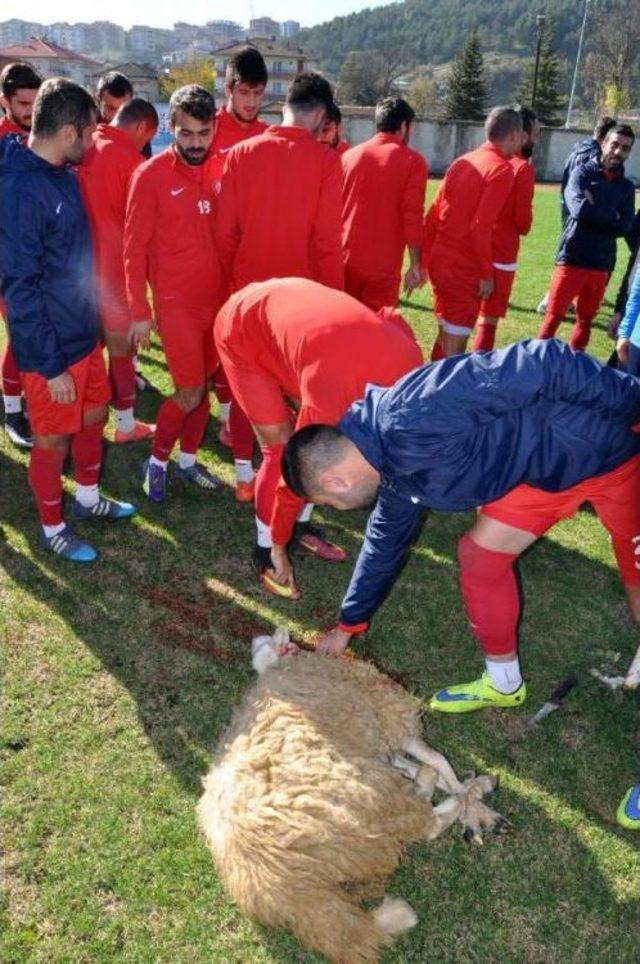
[423,796,462,840]
[390,755,420,780]
[401,737,466,795]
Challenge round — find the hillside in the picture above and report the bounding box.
[299,0,609,77]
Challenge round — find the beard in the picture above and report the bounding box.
[176,143,208,166]
[521,143,534,159]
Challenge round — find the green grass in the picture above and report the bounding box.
[2,184,639,963]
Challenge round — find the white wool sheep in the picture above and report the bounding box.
[197,628,507,962]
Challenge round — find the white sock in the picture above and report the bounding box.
[43,522,66,539]
[234,459,254,483]
[75,483,100,508]
[486,657,523,694]
[219,402,231,423]
[178,451,197,470]
[3,395,22,415]
[115,407,135,434]
[256,516,272,548]
[150,455,168,471]
[297,502,313,523]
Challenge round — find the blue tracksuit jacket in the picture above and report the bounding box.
[337,339,640,628]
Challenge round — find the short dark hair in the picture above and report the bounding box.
[31,78,97,138]
[286,71,335,113]
[168,84,215,124]
[603,123,636,144]
[485,105,523,142]
[225,46,268,88]
[519,105,538,134]
[97,71,133,99]
[282,424,344,498]
[0,62,42,98]
[593,116,617,140]
[375,97,415,133]
[115,97,159,128]
[325,102,342,125]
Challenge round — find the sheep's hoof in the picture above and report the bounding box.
[463,827,483,846]
[492,814,510,834]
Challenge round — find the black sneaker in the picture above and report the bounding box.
[251,543,272,574]
[5,411,33,448]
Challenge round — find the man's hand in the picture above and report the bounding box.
[129,320,152,351]
[47,371,76,405]
[616,337,630,367]
[404,264,425,295]
[268,545,301,600]
[478,277,494,300]
[315,626,352,657]
[607,313,621,340]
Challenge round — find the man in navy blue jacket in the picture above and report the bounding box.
[281,339,640,712]
[0,78,136,562]
[538,124,636,351]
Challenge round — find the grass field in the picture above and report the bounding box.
[2,183,639,964]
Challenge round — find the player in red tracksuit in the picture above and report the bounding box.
[318,102,350,154]
[0,61,41,449]
[423,106,523,360]
[78,99,158,444]
[208,45,268,501]
[214,72,344,294]
[214,277,423,598]
[341,96,428,312]
[124,85,224,504]
[473,107,539,351]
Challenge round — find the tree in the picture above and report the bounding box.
[159,59,216,101]
[405,74,440,119]
[444,30,488,121]
[517,23,565,126]
[582,3,640,116]
[337,47,406,106]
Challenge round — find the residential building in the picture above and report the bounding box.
[249,18,281,40]
[101,61,160,101]
[212,39,315,99]
[0,37,103,87]
[0,20,43,46]
[281,21,300,39]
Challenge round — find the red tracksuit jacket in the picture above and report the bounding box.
[215,277,423,544]
[341,132,428,283]
[423,141,514,278]
[491,153,535,265]
[123,146,223,320]
[209,106,267,188]
[214,125,344,292]
[78,124,144,329]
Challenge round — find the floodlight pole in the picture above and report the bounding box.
[565,0,591,127]
[531,14,546,109]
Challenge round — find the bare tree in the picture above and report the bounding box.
[337,45,407,106]
[582,3,640,113]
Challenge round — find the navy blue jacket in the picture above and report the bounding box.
[0,136,98,379]
[338,339,640,628]
[560,137,600,225]
[556,158,636,273]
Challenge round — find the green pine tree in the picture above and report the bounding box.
[444,30,488,121]
[517,23,565,126]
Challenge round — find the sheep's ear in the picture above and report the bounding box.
[251,635,279,674]
[273,626,290,648]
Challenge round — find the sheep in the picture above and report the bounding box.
[197,628,507,963]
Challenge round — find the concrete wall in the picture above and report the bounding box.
[260,109,640,185]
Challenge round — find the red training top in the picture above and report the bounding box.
[215,277,423,544]
[342,131,428,284]
[491,153,535,265]
[124,146,223,320]
[209,105,267,189]
[78,124,145,328]
[0,116,24,137]
[214,126,344,292]
[422,141,514,278]
[336,140,351,155]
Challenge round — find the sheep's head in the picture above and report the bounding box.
[251,627,299,674]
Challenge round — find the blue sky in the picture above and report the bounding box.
[4,0,392,30]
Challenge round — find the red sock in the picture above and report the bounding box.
[536,314,562,340]
[457,534,520,657]
[568,318,592,351]
[71,420,104,485]
[2,343,21,396]
[229,399,255,461]
[430,338,445,362]
[472,323,497,352]
[153,397,189,461]
[28,447,65,526]
[109,355,136,410]
[254,444,283,526]
[179,394,210,456]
